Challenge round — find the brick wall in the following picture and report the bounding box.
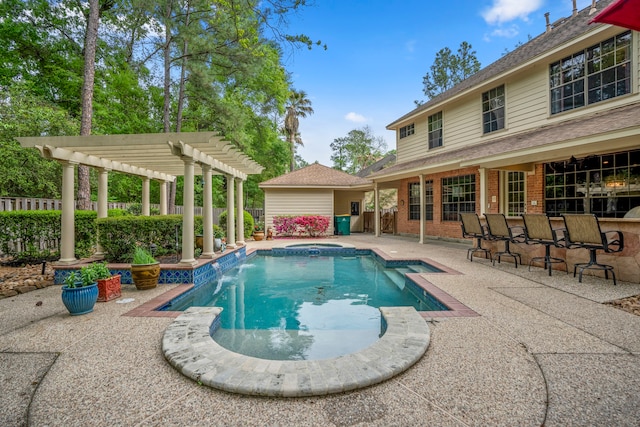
[396,164,546,239]
[397,167,481,239]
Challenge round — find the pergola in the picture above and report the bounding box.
[16,132,264,266]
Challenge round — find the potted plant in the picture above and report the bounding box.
[253,221,265,241]
[130,246,161,290]
[90,261,121,302]
[61,268,99,316]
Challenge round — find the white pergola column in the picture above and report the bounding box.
[95,168,109,257]
[59,161,77,264]
[374,182,380,237]
[201,165,215,258]
[159,181,168,215]
[479,168,487,215]
[236,179,245,246]
[142,177,150,216]
[179,158,197,265]
[419,174,425,244]
[226,175,236,248]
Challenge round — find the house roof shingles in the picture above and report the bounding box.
[259,163,372,188]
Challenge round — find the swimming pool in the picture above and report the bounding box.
[162,252,447,360]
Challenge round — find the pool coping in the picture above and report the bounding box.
[162,306,430,397]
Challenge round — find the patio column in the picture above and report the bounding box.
[142,177,150,216]
[159,180,168,215]
[59,161,77,264]
[479,168,487,215]
[179,158,197,266]
[226,174,236,248]
[374,182,380,237]
[201,165,215,258]
[236,179,245,246]
[95,168,110,257]
[419,174,425,244]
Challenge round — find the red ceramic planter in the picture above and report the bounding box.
[97,275,122,302]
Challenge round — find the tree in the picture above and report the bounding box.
[284,89,314,172]
[418,41,481,103]
[78,0,111,210]
[330,126,387,175]
[0,83,80,198]
[0,0,321,206]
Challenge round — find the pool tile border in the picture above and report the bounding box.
[162,306,430,397]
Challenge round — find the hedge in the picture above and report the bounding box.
[218,210,255,239]
[0,210,96,263]
[97,214,198,263]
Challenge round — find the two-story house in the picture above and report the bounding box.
[371,0,640,249]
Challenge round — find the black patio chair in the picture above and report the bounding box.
[459,212,492,262]
[562,214,624,285]
[522,214,567,276]
[484,213,525,268]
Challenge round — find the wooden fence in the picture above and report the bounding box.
[0,197,263,222]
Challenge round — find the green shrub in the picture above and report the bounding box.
[126,203,142,216]
[107,208,130,217]
[97,215,183,262]
[218,210,254,239]
[132,246,157,264]
[0,210,96,263]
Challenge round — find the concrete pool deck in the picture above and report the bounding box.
[1,234,640,426]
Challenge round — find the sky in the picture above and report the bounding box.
[281,0,596,166]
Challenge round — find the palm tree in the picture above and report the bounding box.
[284,89,314,172]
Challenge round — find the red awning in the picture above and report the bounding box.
[590,0,640,32]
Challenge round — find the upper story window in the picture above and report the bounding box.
[482,85,505,134]
[428,112,443,149]
[399,123,415,139]
[550,31,631,115]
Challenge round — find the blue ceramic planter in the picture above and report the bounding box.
[61,283,99,315]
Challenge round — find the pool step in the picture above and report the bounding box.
[407,264,433,273]
[383,269,408,290]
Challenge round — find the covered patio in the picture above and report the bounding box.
[16,132,264,265]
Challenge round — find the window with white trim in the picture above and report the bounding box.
[428,112,443,149]
[482,85,505,134]
[442,175,476,221]
[550,31,631,114]
[399,123,414,139]
[506,171,526,216]
[408,181,434,221]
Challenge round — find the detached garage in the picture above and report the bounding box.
[259,163,373,235]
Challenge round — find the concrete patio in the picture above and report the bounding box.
[1,234,639,426]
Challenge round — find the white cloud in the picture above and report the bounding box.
[482,0,544,25]
[345,112,367,123]
[490,25,520,38]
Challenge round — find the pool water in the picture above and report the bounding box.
[167,254,444,360]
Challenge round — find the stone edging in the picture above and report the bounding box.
[162,306,430,397]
